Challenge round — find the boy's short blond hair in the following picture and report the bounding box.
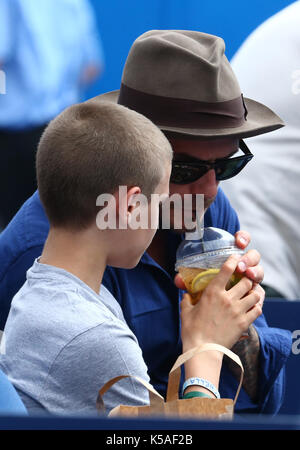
[36,100,172,229]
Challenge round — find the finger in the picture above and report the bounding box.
[212,254,241,289]
[174,273,186,290]
[239,289,261,313]
[252,283,265,308]
[228,275,254,298]
[235,230,251,249]
[236,249,261,274]
[237,303,262,337]
[245,302,263,324]
[245,264,264,284]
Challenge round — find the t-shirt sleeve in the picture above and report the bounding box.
[42,320,151,415]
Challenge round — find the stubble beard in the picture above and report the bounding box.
[158,195,216,234]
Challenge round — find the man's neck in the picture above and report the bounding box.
[147,229,174,272]
[39,228,107,294]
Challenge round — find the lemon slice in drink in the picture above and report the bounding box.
[191,269,243,294]
[191,269,220,294]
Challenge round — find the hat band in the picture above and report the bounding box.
[118,83,248,129]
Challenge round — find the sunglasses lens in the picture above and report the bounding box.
[171,152,252,184]
[170,165,207,184]
[215,158,249,180]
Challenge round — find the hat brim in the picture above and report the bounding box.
[89,90,284,140]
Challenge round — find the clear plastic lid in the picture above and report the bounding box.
[175,227,244,270]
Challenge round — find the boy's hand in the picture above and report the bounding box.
[179,254,262,351]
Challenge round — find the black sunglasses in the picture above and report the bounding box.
[170,140,253,185]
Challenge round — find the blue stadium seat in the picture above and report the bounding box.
[263,298,300,415]
[0,368,27,415]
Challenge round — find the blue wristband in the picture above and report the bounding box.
[182,377,220,399]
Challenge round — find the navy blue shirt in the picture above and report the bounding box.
[0,189,291,414]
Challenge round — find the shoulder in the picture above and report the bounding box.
[9,267,132,342]
[99,284,125,319]
[4,276,134,369]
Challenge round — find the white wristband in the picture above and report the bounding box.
[182,377,220,399]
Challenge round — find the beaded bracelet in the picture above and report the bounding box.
[182,377,220,399]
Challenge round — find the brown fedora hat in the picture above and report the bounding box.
[92,30,284,139]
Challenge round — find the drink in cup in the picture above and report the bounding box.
[176,226,246,301]
[178,266,243,304]
[175,226,248,337]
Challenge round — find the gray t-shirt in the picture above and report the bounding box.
[0,260,150,415]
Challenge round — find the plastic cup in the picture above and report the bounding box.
[175,227,249,338]
[175,227,244,300]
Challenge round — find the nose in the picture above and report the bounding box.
[187,169,219,197]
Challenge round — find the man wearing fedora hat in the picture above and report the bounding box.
[0,30,291,414]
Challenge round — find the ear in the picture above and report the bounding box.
[115,186,142,229]
[127,186,142,214]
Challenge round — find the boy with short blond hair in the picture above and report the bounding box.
[0,101,172,414]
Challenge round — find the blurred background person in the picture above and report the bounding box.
[0,0,104,229]
[222,1,300,299]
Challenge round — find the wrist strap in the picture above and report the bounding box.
[167,343,244,405]
[182,377,220,399]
